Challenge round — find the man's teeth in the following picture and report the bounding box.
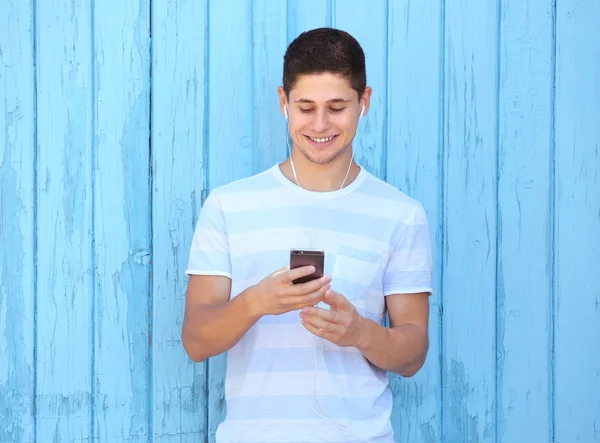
[309,135,335,143]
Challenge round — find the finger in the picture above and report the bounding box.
[321,290,349,310]
[285,284,330,309]
[301,318,335,341]
[283,265,317,283]
[287,275,331,296]
[300,306,339,323]
[301,313,343,335]
[272,266,289,277]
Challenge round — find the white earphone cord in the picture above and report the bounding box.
[284,104,365,432]
[286,104,364,191]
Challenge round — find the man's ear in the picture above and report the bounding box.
[359,86,373,116]
[277,86,288,118]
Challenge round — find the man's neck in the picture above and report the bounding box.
[280,149,360,192]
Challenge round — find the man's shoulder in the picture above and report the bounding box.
[359,170,425,215]
[209,165,278,197]
[206,165,284,213]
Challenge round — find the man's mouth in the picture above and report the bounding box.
[305,135,338,144]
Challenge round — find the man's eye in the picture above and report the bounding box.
[299,108,313,113]
[330,107,346,113]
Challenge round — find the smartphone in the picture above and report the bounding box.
[290,249,324,284]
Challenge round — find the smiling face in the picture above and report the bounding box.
[279,73,371,166]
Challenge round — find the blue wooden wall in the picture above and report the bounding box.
[1,0,599,442]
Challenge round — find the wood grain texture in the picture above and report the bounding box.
[206,1,254,441]
[0,1,35,441]
[151,0,208,440]
[253,0,288,174]
[443,2,499,441]
[554,2,600,441]
[496,1,554,441]
[207,0,253,190]
[385,2,442,442]
[287,0,331,41]
[35,0,93,440]
[93,0,152,440]
[334,0,387,179]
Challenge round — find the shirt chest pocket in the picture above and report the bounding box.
[330,246,383,304]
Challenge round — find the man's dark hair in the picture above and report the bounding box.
[282,27,366,98]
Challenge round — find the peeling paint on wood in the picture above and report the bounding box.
[443,1,498,441]
[93,0,151,439]
[497,0,554,441]
[35,0,94,440]
[0,1,35,442]
[554,2,600,442]
[151,0,208,439]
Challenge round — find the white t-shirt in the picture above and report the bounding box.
[186,163,433,443]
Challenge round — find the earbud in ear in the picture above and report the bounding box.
[284,105,288,120]
[360,103,365,117]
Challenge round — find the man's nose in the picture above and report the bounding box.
[310,109,331,132]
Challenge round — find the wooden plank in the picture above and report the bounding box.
[334,0,387,179]
[385,2,442,442]
[34,0,94,440]
[442,2,499,441]
[207,0,253,190]
[253,0,287,174]
[93,0,152,440]
[0,1,35,441]
[151,0,208,441]
[496,1,554,442]
[206,1,254,441]
[287,0,330,42]
[554,2,600,441]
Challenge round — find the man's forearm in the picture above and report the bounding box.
[356,318,429,377]
[182,287,260,362]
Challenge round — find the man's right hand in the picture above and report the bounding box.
[182,267,330,362]
[248,266,331,317]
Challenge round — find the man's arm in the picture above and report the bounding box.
[182,268,331,363]
[181,275,260,362]
[355,292,430,377]
[299,290,430,377]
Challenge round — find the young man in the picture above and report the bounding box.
[182,27,432,443]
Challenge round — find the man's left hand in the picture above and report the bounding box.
[299,290,367,348]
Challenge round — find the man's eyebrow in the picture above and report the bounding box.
[294,98,352,104]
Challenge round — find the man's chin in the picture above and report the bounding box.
[305,155,335,165]
[299,145,346,166]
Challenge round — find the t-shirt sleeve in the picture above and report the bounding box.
[383,202,433,296]
[185,191,232,278]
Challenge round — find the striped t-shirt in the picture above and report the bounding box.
[186,163,433,443]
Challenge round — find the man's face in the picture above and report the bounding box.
[279,73,371,166]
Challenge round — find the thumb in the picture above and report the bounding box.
[323,290,347,310]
